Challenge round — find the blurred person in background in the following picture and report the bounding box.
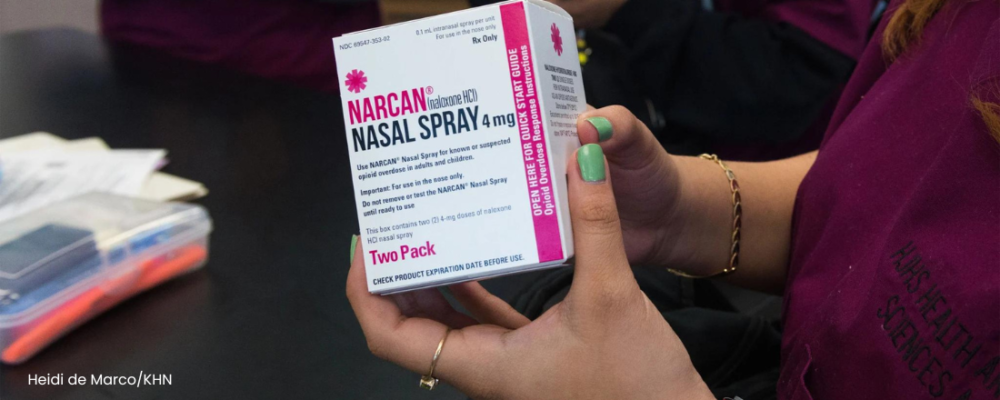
[100,0,381,92]
[104,0,879,160]
[473,0,880,160]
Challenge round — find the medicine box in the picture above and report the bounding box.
[335,0,587,293]
[0,193,212,364]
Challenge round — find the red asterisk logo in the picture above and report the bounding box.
[345,69,368,93]
[551,23,563,56]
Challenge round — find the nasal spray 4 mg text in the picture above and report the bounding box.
[335,0,587,294]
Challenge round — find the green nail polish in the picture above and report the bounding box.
[577,144,606,182]
[350,234,359,263]
[586,117,613,142]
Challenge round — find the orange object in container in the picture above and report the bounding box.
[0,193,212,364]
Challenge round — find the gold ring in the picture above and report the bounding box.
[419,328,450,390]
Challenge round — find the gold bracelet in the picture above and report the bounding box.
[667,154,741,279]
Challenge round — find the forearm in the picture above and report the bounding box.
[666,151,816,294]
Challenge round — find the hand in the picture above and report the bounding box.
[549,0,629,29]
[578,106,812,292]
[575,106,705,272]
[346,144,713,400]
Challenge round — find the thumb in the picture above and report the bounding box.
[578,105,665,172]
[566,144,639,302]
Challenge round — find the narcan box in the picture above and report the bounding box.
[335,0,587,294]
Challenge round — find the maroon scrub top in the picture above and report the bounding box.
[780,0,999,399]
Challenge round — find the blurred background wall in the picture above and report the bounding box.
[0,0,100,33]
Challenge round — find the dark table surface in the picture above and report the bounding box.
[0,29,542,400]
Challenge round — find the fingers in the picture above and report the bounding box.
[346,237,510,394]
[449,281,530,329]
[392,289,479,329]
[347,237,410,346]
[578,105,666,171]
[565,145,639,300]
[347,237,477,328]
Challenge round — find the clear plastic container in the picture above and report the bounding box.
[0,193,212,364]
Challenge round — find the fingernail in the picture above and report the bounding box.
[577,144,606,182]
[350,234,359,263]
[586,117,613,142]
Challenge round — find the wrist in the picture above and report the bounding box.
[659,155,734,275]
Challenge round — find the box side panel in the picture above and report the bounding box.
[498,2,566,264]
[524,2,586,260]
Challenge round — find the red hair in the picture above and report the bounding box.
[882,0,1000,142]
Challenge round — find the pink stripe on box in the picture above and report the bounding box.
[500,3,563,263]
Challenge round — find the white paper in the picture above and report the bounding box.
[0,150,166,222]
[140,173,209,202]
[0,132,67,153]
[0,132,207,202]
